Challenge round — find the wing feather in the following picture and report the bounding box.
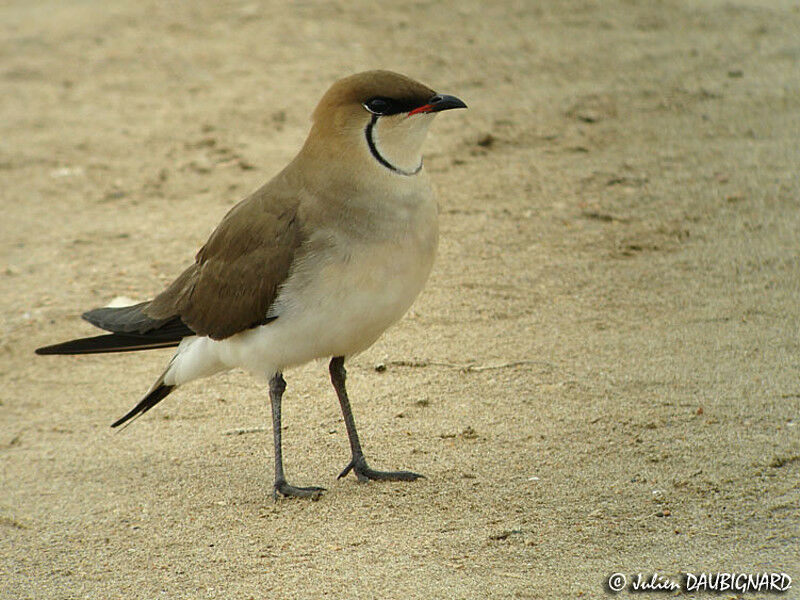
[145,183,304,340]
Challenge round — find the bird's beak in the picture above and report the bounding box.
[408,94,468,116]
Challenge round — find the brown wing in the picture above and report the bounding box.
[146,184,303,340]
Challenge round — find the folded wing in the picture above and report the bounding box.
[36,183,304,355]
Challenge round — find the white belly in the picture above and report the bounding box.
[229,237,436,374]
[162,231,436,385]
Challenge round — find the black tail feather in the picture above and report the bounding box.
[111,384,175,428]
[35,334,181,355]
[35,302,194,356]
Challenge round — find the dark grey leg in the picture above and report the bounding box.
[269,373,325,500]
[330,356,423,482]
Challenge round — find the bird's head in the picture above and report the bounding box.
[303,70,467,177]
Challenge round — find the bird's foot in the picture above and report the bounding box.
[337,453,424,483]
[273,479,326,500]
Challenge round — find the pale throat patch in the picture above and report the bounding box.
[366,113,434,176]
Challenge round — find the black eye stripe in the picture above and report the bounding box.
[364,97,390,114]
[363,96,429,116]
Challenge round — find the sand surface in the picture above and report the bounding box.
[2,1,799,598]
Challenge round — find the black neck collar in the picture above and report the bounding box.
[365,115,422,177]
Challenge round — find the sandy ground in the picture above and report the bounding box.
[2,1,799,598]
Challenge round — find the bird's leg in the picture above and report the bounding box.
[329,356,423,482]
[269,373,325,500]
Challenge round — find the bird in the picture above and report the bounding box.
[36,70,467,499]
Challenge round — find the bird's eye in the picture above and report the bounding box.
[364,97,390,115]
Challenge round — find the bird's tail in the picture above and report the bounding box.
[111,381,175,428]
[35,333,182,355]
[35,301,193,355]
[34,301,187,427]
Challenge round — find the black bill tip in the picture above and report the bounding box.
[428,93,468,112]
[409,93,468,116]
